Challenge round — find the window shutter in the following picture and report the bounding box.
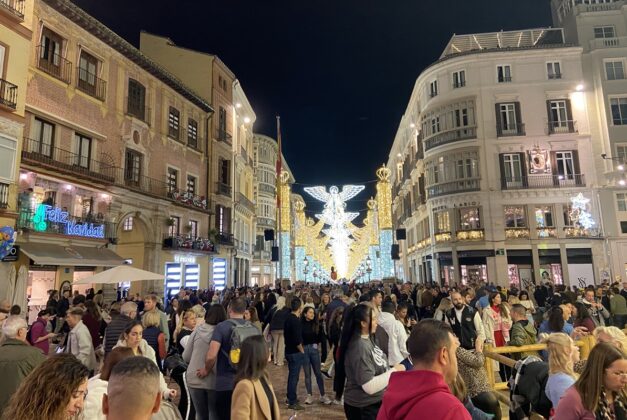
[546,100,553,133]
[495,103,502,135]
[565,99,574,132]
[499,154,507,189]
[519,152,528,187]
[572,150,581,184]
[515,102,523,133]
[550,151,559,186]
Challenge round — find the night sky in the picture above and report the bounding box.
[73,0,552,215]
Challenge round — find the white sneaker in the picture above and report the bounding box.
[304,394,313,405]
[320,395,332,405]
[332,398,343,405]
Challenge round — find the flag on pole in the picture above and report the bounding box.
[276,116,282,207]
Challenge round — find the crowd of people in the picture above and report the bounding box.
[0,278,626,420]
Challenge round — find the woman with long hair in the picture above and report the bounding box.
[340,303,404,420]
[82,300,104,350]
[231,335,281,420]
[184,304,227,420]
[301,306,331,405]
[539,306,574,335]
[573,301,596,333]
[247,306,262,332]
[540,333,579,410]
[3,354,89,420]
[554,342,627,419]
[482,292,512,380]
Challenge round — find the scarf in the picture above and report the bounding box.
[596,389,627,420]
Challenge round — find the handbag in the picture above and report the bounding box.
[164,351,187,373]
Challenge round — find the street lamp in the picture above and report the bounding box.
[303,257,309,283]
[366,256,372,282]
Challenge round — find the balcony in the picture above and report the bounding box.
[21,137,116,184]
[258,183,276,196]
[590,36,627,49]
[505,227,530,239]
[257,217,275,228]
[537,227,557,238]
[456,229,485,241]
[498,76,512,83]
[215,129,232,144]
[17,209,116,241]
[501,174,585,190]
[548,73,563,80]
[497,122,525,137]
[216,233,234,246]
[76,69,107,101]
[36,47,72,84]
[427,179,480,198]
[162,233,216,254]
[125,99,151,125]
[435,232,452,243]
[165,189,209,211]
[0,182,8,208]
[237,192,255,212]
[216,182,232,198]
[424,127,476,151]
[547,120,577,135]
[0,79,17,110]
[0,0,24,20]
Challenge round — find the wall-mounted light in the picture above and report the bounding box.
[409,123,415,128]
[235,103,242,108]
[244,117,251,124]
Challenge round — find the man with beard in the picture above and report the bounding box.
[445,291,485,353]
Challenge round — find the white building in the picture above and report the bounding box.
[551,0,627,283]
[388,27,609,288]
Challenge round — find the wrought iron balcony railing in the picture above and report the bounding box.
[162,233,216,253]
[76,69,107,101]
[424,127,477,151]
[548,119,577,134]
[496,122,525,137]
[427,179,480,198]
[0,182,8,209]
[216,233,234,246]
[237,192,255,211]
[0,78,17,110]
[36,46,72,84]
[216,182,232,197]
[501,174,585,190]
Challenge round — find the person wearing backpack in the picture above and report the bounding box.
[29,309,56,355]
[197,297,261,420]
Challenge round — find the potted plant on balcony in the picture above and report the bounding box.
[165,217,175,228]
[208,228,218,243]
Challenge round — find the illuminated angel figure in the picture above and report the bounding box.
[304,185,365,277]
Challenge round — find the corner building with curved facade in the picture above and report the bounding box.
[389,27,610,287]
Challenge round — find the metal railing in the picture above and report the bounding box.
[498,76,512,83]
[216,233,234,246]
[548,119,577,134]
[76,69,107,101]
[426,178,480,198]
[0,0,24,19]
[496,122,525,137]
[216,182,232,197]
[0,79,17,110]
[548,73,563,79]
[590,36,627,49]
[237,192,255,211]
[424,127,476,151]
[162,233,216,253]
[215,129,232,144]
[0,182,8,208]
[36,46,72,84]
[22,137,116,183]
[125,97,151,124]
[258,183,276,195]
[501,174,585,190]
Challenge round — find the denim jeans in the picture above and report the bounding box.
[303,344,325,396]
[188,387,217,420]
[286,352,305,405]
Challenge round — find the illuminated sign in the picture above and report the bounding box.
[213,258,227,291]
[32,204,105,238]
[174,254,197,264]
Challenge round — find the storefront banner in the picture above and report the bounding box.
[568,263,595,288]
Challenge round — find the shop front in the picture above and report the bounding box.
[162,252,209,300]
[539,248,564,285]
[506,249,533,288]
[458,250,493,285]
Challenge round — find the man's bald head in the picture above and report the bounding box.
[103,356,161,420]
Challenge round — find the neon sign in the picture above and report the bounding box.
[32,204,105,239]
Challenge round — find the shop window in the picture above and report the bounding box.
[504,205,527,228]
[459,207,481,230]
[563,204,574,226]
[435,211,450,232]
[535,206,554,227]
[122,216,133,231]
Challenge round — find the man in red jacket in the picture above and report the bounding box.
[377,319,471,420]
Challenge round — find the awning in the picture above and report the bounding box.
[20,243,125,267]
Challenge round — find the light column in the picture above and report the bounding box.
[294,199,306,282]
[376,166,394,279]
[279,170,292,281]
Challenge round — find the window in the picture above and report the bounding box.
[431,117,440,133]
[547,62,562,79]
[497,103,521,135]
[618,193,627,212]
[617,145,627,162]
[38,28,66,81]
[186,175,196,195]
[535,206,554,227]
[502,153,523,181]
[435,211,450,232]
[429,80,438,98]
[124,149,142,184]
[606,61,625,80]
[215,205,231,234]
[547,99,574,133]
[168,107,180,139]
[453,70,466,88]
[32,118,55,156]
[594,26,615,39]
[497,65,512,83]
[168,216,180,237]
[74,134,91,169]
[187,119,198,148]
[189,220,198,238]
[77,51,101,97]
[621,221,627,234]
[563,204,575,226]
[127,79,146,121]
[555,151,576,180]
[611,98,627,125]
[504,206,527,228]
[219,159,230,185]
[122,216,134,231]
[459,207,481,230]
[217,106,227,138]
[167,167,178,193]
[454,108,469,127]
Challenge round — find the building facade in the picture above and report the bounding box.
[388,28,608,288]
[552,0,627,283]
[14,0,214,311]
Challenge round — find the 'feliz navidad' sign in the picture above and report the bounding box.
[32,204,105,239]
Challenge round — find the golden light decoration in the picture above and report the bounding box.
[376,166,393,230]
[279,170,291,232]
[294,199,306,246]
[505,228,530,239]
[456,229,484,241]
[435,232,452,243]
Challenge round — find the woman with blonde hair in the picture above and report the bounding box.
[554,342,627,419]
[3,354,89,420]
[142,309,166,366]
[540,333,579,410]
[594,326,627,351]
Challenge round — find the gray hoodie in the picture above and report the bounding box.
[183,322,216,389]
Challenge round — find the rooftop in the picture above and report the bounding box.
[440,28,567,60]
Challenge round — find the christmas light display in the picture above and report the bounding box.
[376,166,394,278]
[569,193,595,230]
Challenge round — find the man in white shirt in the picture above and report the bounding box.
[377,300,409,366]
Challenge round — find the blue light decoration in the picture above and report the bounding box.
[31,204,105,238]
[369,245,381,280]
[184,264,199,289]
[212,258,227,291]
[295,247,306,281]
[379,229,394,278]
[165,262,182,298]
[280,232,291,280]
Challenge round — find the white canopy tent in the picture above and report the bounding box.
[72,265,165,285]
